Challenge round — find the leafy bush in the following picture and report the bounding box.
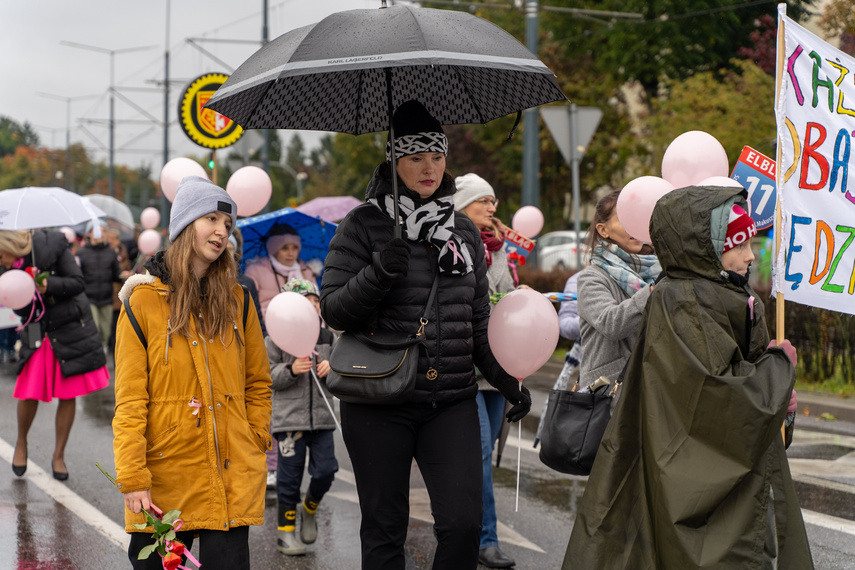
[757,285,855,388]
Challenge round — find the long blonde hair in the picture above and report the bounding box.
[0,230,33,258]
[165,223,238,340]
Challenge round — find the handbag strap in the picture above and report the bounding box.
[609,357,630,396]
[352,272,440,349]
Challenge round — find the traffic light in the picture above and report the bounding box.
[208,151,215,170]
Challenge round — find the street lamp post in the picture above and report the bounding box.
[36,92,99,193]
[60,41,155,198]
[522,0,539,208]
[281,162,308,202]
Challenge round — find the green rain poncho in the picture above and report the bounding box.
[563,186,813,569]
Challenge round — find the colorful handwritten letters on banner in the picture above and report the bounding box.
[775,8,855,314]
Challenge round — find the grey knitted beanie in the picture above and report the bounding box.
[453,173,495,211]
[169,176,237,241]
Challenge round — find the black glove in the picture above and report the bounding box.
[505,384,532,423]
[374,237,411,278]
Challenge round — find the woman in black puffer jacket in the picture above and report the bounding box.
[0,229,108,481]
[320,100,531,570]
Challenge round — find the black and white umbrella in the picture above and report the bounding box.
[206,3,566,133]
[205,2,568,234]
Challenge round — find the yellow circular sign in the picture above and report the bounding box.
[179,73,244,149]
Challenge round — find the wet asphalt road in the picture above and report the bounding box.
[1,355,854,569]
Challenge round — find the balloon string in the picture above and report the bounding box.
[310,366,342,436]
[516,420,521,513]
[515,376,523,513]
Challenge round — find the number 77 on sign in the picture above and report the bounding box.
[730,146,777,230]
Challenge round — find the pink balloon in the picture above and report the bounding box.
[140,207,161,230]
[226,166,272,217]
[511,206,545,239]
[661,131,729,188]
[697,175,745,189]
[138,229,162,255]
[487,289,560,379]
[266,292,320,358]
[0,269,36,310]
[160,158,208,202]
[59,226,76,243]
[616,176,676,243]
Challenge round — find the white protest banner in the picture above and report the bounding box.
[774,7,855,315]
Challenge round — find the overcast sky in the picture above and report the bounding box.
[0,0,378,179]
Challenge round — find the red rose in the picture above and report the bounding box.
[24,267,37,279]
[518,257,526,266]
[161,551,181,570]
[170,542,185,556]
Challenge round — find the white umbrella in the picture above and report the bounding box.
[0,186,106,231]
[83,194,136,240]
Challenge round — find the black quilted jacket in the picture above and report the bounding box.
[76,241,121,306]
[15,230,106,377]
[320,164,518,406]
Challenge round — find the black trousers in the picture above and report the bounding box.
[128,526,249,570]
[341,398,482,570]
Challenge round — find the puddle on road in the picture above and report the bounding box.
[493,468,584,514]
[787,444,854,461]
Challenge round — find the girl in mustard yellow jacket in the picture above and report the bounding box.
[112,177,272,570]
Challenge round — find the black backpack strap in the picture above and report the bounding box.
[241,285,249,331]
[122,297,147,350]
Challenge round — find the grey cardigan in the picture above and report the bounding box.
[577,265,651,389]
[266,334,337,433]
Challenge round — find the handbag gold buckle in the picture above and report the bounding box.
[416,317,428,337]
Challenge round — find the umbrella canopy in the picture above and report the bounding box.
[0,187,106,231]
[297,196,362,223]
[205,4,567,134]
[237,207,335,271]
[84,194,135,239]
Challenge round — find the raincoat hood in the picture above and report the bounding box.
[650,185,748,284]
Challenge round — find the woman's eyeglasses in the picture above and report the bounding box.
[474,197,498,208]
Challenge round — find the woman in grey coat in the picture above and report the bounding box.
[576,189,660,390]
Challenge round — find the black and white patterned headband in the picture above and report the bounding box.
[385,132,449,162]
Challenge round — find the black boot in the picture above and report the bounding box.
[478,546,515,568]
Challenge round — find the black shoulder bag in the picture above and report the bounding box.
[326,273,440,405]
[538,362,626,476]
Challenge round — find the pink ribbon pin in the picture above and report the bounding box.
[188,398,201,416]
[446,240,465,265]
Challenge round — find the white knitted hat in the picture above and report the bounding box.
[453,173,495,211]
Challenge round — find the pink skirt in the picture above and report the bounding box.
[14,336,110,402]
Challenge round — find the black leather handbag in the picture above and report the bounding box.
[538,367,624,476]
[326,273,439,405]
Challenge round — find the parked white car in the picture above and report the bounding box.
[535,230,588,271]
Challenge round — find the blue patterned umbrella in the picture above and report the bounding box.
[236,207,336,271]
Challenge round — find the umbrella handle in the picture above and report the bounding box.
[385,68,403,240]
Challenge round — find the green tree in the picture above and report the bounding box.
[543,0,814,100]
[306,132,385,202]
[818,0,855,55]
[646,59,777,176]
[0,116,40,157]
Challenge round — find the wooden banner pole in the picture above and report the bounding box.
[775,4,787,441]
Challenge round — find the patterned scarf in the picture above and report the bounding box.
[590,242,661,297]
[369,193,473,275]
